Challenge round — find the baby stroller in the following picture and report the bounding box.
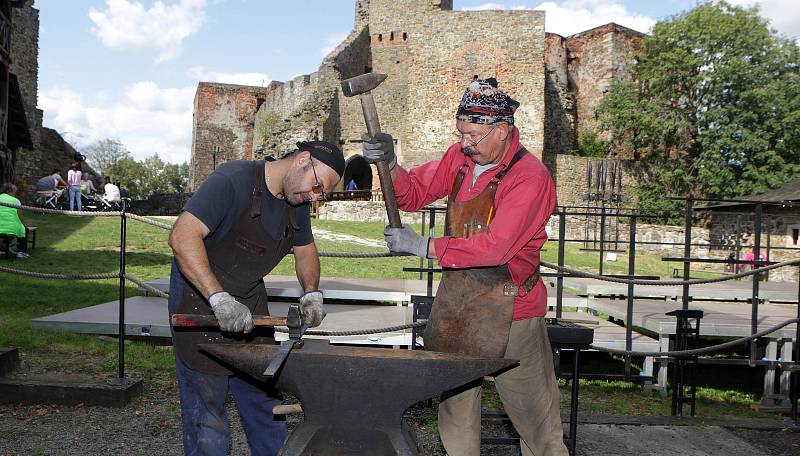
[35,189,65,210]
[95,194,131,212]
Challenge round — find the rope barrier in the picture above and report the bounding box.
[126,214,175,231]
[124,273,170,299]
[0,266,118,281]
[590,317,800,357]
[540,258,800,286]
[0,200,121,217]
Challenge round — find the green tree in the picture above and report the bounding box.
[104,152,190,199]
[83,139,132,175]
[596,1,800,221]
[570,131,612,157]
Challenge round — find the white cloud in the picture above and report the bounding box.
[728,0,800,41]
[39,83,195,164]
[321,32,349,57]
[188,67,272,87]
[88,0,208,63]
[461,0,656,36]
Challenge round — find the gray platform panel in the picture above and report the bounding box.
[29,296,415,346]
[563,277,798,302]
[589,298,798,338]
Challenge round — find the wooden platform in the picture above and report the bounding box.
[588,298,798,338]
[29,296,416,346]
[562,277,798,302]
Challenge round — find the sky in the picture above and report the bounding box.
[33,0,800,164]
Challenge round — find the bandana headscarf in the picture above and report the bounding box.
[456,76,519,125]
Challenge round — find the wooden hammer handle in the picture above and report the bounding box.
[171,314,287,328]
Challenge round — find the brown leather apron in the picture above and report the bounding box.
[424,148,538,358]
[171,160,297,374]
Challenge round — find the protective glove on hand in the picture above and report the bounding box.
[385,224,430,258]
[208,291,254,333]
[298,290,326,328]
[361,133,397,170]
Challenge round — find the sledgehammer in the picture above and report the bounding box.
[341,73,402,228]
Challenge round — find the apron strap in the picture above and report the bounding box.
[249,160,265,218]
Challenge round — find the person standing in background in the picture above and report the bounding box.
[67,162,83,211]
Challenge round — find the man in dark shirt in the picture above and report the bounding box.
[168,141,345,456]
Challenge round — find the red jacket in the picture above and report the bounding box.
[392,128,556,320]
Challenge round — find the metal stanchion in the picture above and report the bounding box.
[625,214,637,379]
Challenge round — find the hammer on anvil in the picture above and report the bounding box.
[341,73,402,228]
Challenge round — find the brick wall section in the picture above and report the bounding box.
[561,23,643,139]
[189,82,268,190]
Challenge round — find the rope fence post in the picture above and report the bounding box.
[115,200,128,383]
[625,213,637,379]
[750,203,763,366]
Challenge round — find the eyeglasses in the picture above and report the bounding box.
[453,125,497,147]
[310,160,325,196]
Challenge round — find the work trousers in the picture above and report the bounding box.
[174,352,286,456]
[438,317,568,456]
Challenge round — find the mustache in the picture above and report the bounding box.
[462,146,478,156]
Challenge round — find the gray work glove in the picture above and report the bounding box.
[361,133,397,170]
[385,225,429,258]
[298,290,326,328]
[208,291,254,333]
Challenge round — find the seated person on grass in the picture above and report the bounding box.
[0,183,30,258]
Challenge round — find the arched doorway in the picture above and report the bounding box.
[342,155,373,190]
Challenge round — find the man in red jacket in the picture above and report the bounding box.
[362,77,566,456]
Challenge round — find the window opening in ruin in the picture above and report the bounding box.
[403,32,408,41]
[790,226,800,247]
[378,34,382,42]
[256,97,265,110]
[390,32,394,41]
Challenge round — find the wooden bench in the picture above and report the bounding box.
[26,226,37,250]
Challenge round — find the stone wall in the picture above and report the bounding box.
[131,192,193,216]
[543,33,576,166]
[552,154,643,207]
[5,0,41,191]
[318,200,421,224]
[706,209,800,282]
[11,0,40,150]
[189,83,268,190]
[192,0,546,191]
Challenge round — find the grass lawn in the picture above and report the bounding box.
[0,213,782,419]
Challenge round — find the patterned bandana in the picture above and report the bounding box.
[456,76,519,125]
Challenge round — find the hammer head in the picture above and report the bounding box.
[341,73,387,97]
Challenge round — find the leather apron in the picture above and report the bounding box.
[424,148,536,358]
[171,160,297,374]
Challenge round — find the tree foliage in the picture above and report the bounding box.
[596,1,800,220]
[84,138,189,199]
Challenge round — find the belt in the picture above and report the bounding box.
[502,267,541,297]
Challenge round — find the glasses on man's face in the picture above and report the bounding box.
[310,161,325,196]
[452,125,497,147]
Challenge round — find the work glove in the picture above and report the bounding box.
[208,291,254,333]
[385,225,429,258]
[298,290,326,328]
[361,133,397,170]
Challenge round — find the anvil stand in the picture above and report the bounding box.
[201,340,517,456]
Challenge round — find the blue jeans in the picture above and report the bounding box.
[175,353,286,456]
[68,185,82,211]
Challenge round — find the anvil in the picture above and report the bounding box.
[200,340,517,456]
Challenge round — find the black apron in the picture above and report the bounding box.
[425,148,538,358]
[171,160,297,374]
